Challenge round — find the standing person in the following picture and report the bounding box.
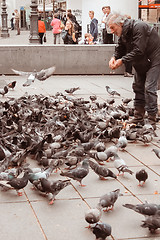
[101,6,107,44]
[104,6,113,44]
[14,9,20,35]
[67,12,80,43]
[38,16,46,44]
[62,20,77,44]
[89,11,98,42]
[67,9,77,23]
[108,13,160,129]
[50,13,61,44]
[10,13,15,30]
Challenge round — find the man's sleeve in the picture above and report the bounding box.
[121,23,149,63]
[114,38,126,60]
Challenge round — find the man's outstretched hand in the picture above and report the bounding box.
[109,57,123,70]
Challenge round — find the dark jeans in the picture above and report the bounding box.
[132,64,160,114]
[39,33,44,44]
[102,29,107,44]
[102,30,113,44]
[125,62,132,74]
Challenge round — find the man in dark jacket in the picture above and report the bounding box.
[108,13,160,129]
[89,11,98,42]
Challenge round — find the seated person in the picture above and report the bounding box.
[84,33,94,45]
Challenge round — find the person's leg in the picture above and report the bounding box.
[145,65,160,128]
[17,20,20,35]
[130,72,146,124]
[54,34,57,44]
[57,33,60,44]
[124,62,133,77]
[39,33,43,44]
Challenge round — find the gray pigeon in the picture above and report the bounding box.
[85,205,102,228]
[12,66,56,85]
[91,222,112,240]
[65,87,80,94]
[89,160,117,180]
[123,202,160,216]
[28,165,55,183]
[99,189,120,211]
[0,86,8,96]
[34,178,71,205]
[104,145,118,160]
[113,153,133,175]
[116,130,128,150]
[141,210,160,232]
[6,170,30,196]
[105,85,120,96]
[60,159,89,186]
[23,73,35,87]
[152,148,160,159]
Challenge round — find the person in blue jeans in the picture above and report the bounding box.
[89,11,98,42]
[108,13,160,129]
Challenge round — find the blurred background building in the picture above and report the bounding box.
[0,0,159,35]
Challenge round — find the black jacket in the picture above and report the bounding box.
[90,18,98,41]
[62,30,77,44]
[114,19,160,72]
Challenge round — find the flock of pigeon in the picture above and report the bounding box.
[0,69,160,239]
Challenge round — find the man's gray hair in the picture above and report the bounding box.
[107,12,127,26]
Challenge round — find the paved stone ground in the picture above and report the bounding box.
[0,30,64,45]
[0,74,160,240]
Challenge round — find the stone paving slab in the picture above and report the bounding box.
[31,199,95,240]
[0,201,44,240]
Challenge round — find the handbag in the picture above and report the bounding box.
[44,33,47,42]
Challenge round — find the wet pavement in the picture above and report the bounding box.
[0,74,160,240]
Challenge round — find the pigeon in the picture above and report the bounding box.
[106,98,115,105]
[0,86,8,96]
[89,95,97,102]
[65,87,80,94]
[122,98,132,105]
[116,130,128,150]
[89,160,117,180]
[105,85,120,96]
[28,165,55,184]
[141,210,160,233]
[60,159,89,186]
[104,145,118,160]
[12,66,56,83]
[85,205,102,228]
[7,81,16,90]
[91,222,112,239]
[6,170,30,196]
[113,153,133,175]
[99,189,120,211]
[136,169,148,186]
[152,148,160,159]
[123,202,160,216]
[34,178,71,205]
[23,73,35,87]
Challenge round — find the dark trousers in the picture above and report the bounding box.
[102,29,107,44]
[102,30,113,44]
[39,33,44,44]
[125,62,132,74]
[132,64,160,114]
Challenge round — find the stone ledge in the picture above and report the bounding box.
[0,45,124,75]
